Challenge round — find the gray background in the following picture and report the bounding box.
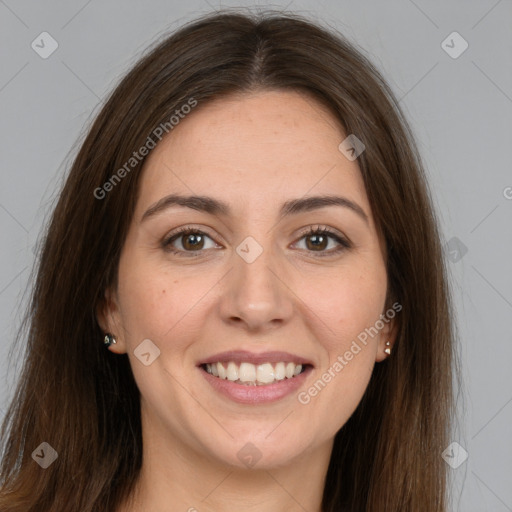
[1,1,511,510]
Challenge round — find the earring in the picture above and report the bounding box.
[104,333,117,347]
[384,340,391,356]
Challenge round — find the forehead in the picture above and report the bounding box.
[137,89,370,218]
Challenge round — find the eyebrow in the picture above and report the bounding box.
[141,194,369,224]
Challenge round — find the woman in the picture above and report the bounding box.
[0,9,458,512]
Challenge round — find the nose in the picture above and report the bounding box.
[218,242,294,333]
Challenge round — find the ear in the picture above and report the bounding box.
[96,287,126,353]
[375,307,400,363]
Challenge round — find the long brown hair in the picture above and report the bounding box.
[0,9,459,511]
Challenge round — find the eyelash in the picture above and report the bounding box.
[162,225,351,258]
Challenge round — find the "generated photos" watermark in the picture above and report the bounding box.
[297,301,402,404]
[94,97,198,200]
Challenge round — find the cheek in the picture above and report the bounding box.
[116,260,224,365]
[294,266,386,428]
[300,264,387,350]
[116,257,189,342]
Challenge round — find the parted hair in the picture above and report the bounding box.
[0,9,458,511]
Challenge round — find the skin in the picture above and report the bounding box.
[98,89,397,512]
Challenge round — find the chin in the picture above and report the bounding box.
[201,433,313,471]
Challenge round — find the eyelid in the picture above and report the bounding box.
[162,225,220,250]
[291,225,352,256]
[162,224,351,256]
[294,224,350,245]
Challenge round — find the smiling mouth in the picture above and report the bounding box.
[201,361,309,386]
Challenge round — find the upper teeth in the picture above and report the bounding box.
[205,361,303,385]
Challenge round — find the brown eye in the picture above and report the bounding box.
[305,232,329,251]
[181,232,205,251]
[163,227,218,255]
[295,226,351,256]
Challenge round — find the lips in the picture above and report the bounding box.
[197,350,314,403]
[197,350,314,367]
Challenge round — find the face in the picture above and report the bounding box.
[100,89,396,470]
